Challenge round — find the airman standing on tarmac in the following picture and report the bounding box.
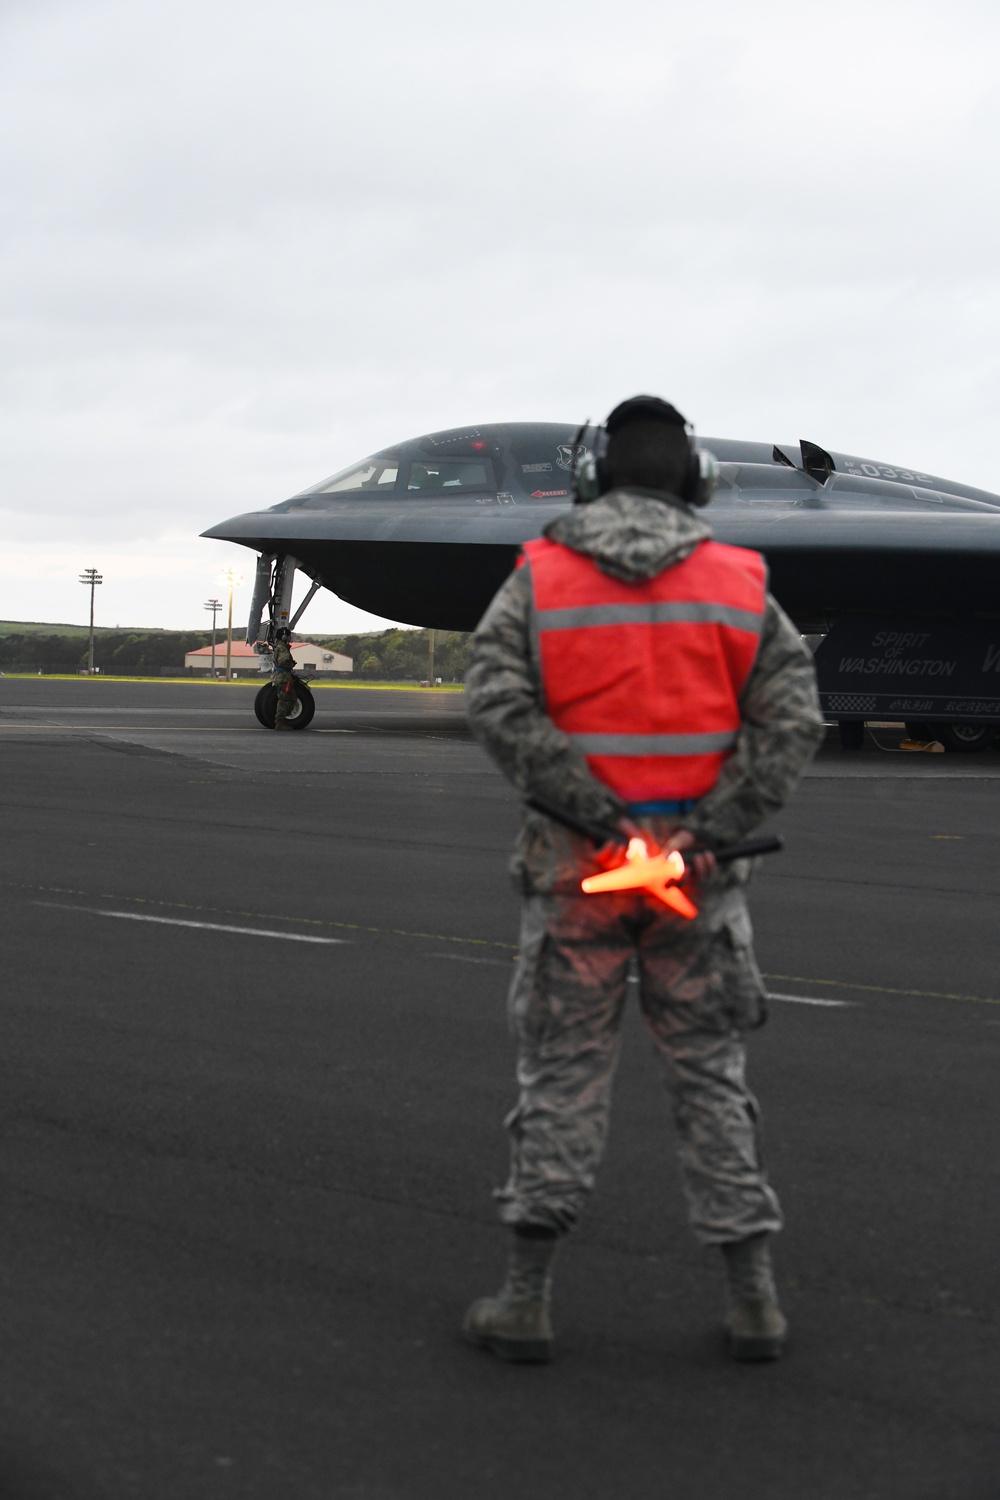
[463,396,824,1364]
[272,628,298,731]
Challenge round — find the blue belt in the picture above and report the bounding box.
[626,798,700,816]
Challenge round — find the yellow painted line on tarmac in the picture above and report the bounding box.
[0,724,265,732]
[8,880,518,952]
[0,725,441,734]
[762,972,1000,1007]
[9,879,1000,999]
[0,674,462,691]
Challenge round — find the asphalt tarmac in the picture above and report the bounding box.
[2,679,999,1500]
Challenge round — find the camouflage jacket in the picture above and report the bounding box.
[465,488,824,894]
[272,639,296,674]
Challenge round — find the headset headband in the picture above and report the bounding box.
[571,398,718,507]
[604,396,688,434]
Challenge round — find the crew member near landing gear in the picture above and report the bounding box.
[272,628,298,731]
[463,396,824,1364]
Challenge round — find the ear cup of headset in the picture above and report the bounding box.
[572,425,608,503]
[593,453,609,496]
[573,413,718,506]
[573,449,598,502]
[683,446,719,507]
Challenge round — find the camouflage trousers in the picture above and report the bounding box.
[496,888,783,1245]
[272,670,296,723]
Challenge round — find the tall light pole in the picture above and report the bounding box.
[217,568,243,682]
[78,568,103,674]
[203,597,221,677]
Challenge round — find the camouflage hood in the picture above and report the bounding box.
[542,488,713,583]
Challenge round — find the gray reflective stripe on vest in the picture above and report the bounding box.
[535,601,764,633]
[570,730,738,756]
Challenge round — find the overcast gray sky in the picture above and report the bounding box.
[2,0,998,633]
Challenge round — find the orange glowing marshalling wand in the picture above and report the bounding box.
[581,837,699,918]
[525,794,784,921]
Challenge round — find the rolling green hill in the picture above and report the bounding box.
[0,620,170,637]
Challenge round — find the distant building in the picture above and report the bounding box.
[184,640,353,676]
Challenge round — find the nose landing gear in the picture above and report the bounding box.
[245,552,323,731]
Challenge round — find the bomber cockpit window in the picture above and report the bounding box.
[406,459,493,492]
[295,460,399,496]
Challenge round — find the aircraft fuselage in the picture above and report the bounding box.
[203,421,1000,633]
[202,420,1000,738]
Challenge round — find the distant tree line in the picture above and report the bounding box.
[315,628,473,682]
[0,626,476,680]
[0,630,217,673]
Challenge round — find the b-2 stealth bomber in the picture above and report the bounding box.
[202,421,1000,748]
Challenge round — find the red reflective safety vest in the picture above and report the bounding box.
[522,535,767,802]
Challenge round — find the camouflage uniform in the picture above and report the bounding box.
[272,638,298,726]
[465,488,824,1244]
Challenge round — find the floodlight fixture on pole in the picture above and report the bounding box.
[78,568,103,674]
[216,568,243,681]
[203,597,221,677]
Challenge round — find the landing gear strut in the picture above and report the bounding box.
[246,552,322,731]
[837,719,865,751]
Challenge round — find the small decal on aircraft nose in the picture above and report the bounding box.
[556,444,588,471]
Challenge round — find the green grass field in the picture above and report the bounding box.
[0,672,462,690]
[0,620,171,638]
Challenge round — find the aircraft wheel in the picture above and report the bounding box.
[928,721,991,753]
[254,684,275,727]
[837,719,865,751]
[254,681,316,730]
[286,681,316,730]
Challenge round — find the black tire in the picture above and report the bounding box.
[287,680,316,730]
[837,719,865,751]
[254,679,316,731]
[254,684,274,727]
[927,721,991,753]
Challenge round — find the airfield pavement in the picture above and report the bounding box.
[1,677,999,1500]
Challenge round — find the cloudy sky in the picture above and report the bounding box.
[2,0,998,633]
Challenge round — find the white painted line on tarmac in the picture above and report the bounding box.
[767,992,856,1008]
[35,902,349,944]
[625,974,856,1007]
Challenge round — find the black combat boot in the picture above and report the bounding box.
[463,1228,558,1363]
[721,1232,787,1361]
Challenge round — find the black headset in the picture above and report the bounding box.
[571,403,718,508]
[569,419,606,504]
